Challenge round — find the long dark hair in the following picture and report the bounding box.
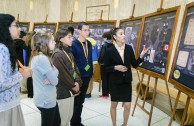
[55,29,72,50]
[0,14,17,71]
[111,27,122,41]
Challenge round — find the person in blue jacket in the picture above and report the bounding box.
[70,22,93,126]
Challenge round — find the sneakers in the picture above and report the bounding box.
[99,94,109,98]
[85,93,92,98]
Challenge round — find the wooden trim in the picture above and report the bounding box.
[57,21,80,31]
[169,79,194,99]
[119,16,142,23]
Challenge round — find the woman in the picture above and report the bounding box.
[30,31,61,126]
[53,29,82,126]
[105,27,148,126]
[0,14,32,126]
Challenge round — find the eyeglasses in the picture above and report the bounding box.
[11,24,20,28]
[81,29,90,32]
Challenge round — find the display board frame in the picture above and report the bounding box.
[57,22,80,38]
[169,2,194,92]
[137,6,180,80]
[119,16,143,58]
[17,22,30,32]
[86,20,116,52]
[32,22,57,33]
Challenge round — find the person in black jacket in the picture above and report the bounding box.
[25,31,36,98]
[98,31,112,98]
[14,31,28,93]
[105,27,148,126]
[14,31,27,66]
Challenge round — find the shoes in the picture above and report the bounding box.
[99,94,109,98]
[85,93,92,98]
[80,123,85,126]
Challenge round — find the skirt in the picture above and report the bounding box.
[0,105,25,126]
[110,82,132,102]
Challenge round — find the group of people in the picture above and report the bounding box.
[0,14,148,126]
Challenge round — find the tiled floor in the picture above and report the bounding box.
[20,83,179,126]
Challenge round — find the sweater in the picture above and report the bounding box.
[0,43,23,112]
[71,39,93,78]
[52,47,82,99]
[31,54,59,108]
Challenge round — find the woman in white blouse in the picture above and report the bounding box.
[105,27,148,126]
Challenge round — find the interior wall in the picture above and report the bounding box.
[1,0,194,80]
[0,0,60,30]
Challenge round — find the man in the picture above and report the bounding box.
[70,22,93,126]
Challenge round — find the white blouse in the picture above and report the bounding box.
[114,43,125,63]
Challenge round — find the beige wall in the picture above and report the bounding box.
[0,0,60,30]
[1,0,194,79]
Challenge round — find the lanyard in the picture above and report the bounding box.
[63,50,75,68]
[80,41,88,61]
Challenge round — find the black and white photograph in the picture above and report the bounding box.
[33,23,57,33]
[87,22,115,52]
[120,19,142,53]
[139,11,177,75]
[58,23,79,38]
[18,22,30,32]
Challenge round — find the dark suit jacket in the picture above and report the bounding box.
[104,44,143,85]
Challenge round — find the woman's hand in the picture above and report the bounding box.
[114,65,128,72]
[19,67,32,78]
[72,82,80,93]
[44,79,50,85]
[140,47,149,58]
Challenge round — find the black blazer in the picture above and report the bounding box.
[104,44,143,85]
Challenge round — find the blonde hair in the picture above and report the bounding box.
[25,31,35,46]
[31,30,54,66]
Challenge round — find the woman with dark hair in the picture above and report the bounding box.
[0,14,32,126]
[105,27,148,126]
[53,29,82,126]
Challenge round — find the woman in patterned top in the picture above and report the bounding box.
[0,14,32,126]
